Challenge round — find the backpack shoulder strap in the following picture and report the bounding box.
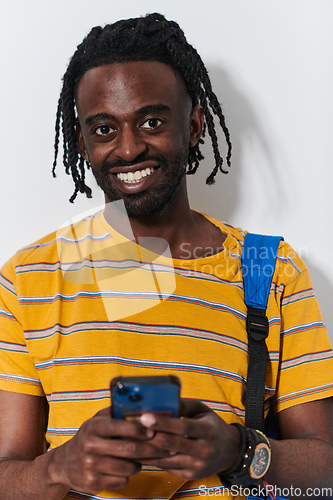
[242,233,283,431]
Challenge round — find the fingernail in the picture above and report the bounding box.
[140,413,156,427]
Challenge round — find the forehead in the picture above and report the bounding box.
[75,61,191,117]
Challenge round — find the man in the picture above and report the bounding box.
[0,13,332,500]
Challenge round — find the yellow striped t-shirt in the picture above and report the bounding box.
[0,210,332,500]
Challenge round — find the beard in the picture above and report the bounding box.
[92,145,189,219]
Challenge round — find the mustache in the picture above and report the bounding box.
[100,153,168,173]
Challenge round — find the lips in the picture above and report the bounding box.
[109,161,161,195]
[116,167,155,184]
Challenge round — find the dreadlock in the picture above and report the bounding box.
[53,13,232,203]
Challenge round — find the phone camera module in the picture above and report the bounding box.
[129,393,143,402]
[116,383,129,396]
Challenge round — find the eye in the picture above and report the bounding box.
[95,125,114,136]
[141,118,162,130]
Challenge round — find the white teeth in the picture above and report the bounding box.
[117,167,155,183]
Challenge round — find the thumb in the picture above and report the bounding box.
[179,398,212,418]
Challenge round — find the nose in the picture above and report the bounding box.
[114,126,148,162]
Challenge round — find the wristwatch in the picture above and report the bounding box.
[217,424,271,488]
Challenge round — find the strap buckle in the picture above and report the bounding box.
[246,307,269,342]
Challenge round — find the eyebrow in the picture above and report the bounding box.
[85,112,115,126]
[135,104,171,115]
[84,104,171,126]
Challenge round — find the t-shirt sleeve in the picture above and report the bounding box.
[272,244,333,413]
[0,259,44,396]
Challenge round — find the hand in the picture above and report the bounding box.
[49,407,172,494]
[139,399,241,480]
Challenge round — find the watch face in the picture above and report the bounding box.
[249,443,271,479]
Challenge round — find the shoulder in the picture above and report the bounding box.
[199,213,245,252]
[0,211,108,283]
[201,214,245,241]
[202,214,309,284]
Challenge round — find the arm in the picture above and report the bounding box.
[266,397,333,489]
[0,390,69,500]
[0,390,171,500]
[139,397,333,495]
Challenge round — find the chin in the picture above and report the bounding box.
[122,194,172,219]
[98,162,186,219]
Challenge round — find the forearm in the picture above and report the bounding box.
[0,451,70,500]
[266,437,333,492]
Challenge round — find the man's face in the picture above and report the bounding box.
[76,61,203,218]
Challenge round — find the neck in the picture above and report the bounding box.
[102,179,226,260]
[103,179,198,256]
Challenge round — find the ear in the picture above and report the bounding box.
[189,105,205,148]
[75,123,89,162]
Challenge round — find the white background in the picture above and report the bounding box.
[1,0,332,343]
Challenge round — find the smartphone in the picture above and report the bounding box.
[111,375,181,419]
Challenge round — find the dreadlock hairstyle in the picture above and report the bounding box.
[53,13,232,203]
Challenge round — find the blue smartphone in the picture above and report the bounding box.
[111,375,181,419]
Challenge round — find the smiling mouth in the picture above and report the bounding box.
[116,167,155,184]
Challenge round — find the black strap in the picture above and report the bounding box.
[245,307,269,431]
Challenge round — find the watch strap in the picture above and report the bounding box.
[217,426,271,488]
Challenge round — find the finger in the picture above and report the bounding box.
[69,456,140,493]
[94,406,112,418]
[158,467,201,480]
[103,438,174,459]
[179,399,212,418]
[92,406,155,440]
[148,428,217,462]
[142,455,207,480]
[87,415,154,440]
[148,432,197,455]
[142,453,199,468]
[94,455,142,478]
[140,412,212,440]
[78,427,173,460]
